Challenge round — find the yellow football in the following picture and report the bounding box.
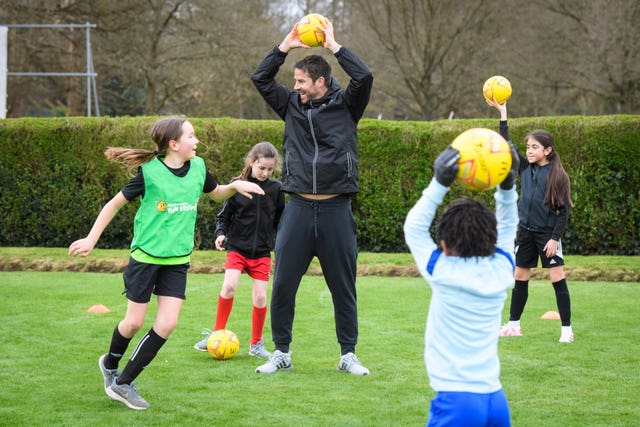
[451,128,512,191]
[297,13,326,47]
[483,76,512,104]
[207,329,240,360]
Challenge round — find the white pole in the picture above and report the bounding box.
[86,23,91,116]
[0,26,8,119]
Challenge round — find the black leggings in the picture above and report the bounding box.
[270,194,358,354]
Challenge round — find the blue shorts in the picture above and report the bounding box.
[427,389,511,427]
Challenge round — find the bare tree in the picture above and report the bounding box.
[93,0,284,117]
[2,0,284,117]
[3,0,637,118]
[86,0,216,115]
[535,0,640,114]
[350,0,499,120]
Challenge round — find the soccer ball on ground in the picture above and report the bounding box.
[297,13,326,47]
[483,76,512,104]
[451,128,512,191]
[207,329,240,360]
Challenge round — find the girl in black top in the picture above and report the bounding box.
[194,142,284,358]
[488,99,575,343]
[69,118,264,409]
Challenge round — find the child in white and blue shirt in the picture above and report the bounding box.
[404,145,519,427]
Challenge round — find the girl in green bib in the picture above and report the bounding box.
[68,117,264,410]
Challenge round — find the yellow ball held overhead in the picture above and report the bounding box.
[297,13,327,47]
[483,75,512,104]
[451,128,512,191]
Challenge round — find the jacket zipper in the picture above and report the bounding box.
[252,193,261,257]
[285,151,290,178]
[307,108,319,194]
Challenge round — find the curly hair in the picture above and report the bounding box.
[436,198,497,258]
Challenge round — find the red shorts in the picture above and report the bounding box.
[225,251,271,281]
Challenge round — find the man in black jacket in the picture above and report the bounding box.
[252,17,373,376]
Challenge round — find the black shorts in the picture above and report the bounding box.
[515,227,565,269]
[122,257,189,303]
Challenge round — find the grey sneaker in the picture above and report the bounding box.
[98,354,118,393]
[106,380,150,410]
[255,349,292,374]
[194,328,212,352]
[337,352,369,376]
[248,339,271,358]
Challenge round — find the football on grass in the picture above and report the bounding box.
[207,329,240,360]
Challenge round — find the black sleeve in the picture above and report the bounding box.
[336,47,373,122]
[500,120,527,174]
[499,120,511,142]
[215,197,233,238]
[121,168,144,201]
[551,178,572,240]
[251,46,292,120]
[203,169,218,194]
[552,201,570,241]
[273,187,285,232]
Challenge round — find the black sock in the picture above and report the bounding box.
[340,345,355,355]
[553,279,572,327]
[509,280,529,321]
[116,328,167,385]
[105,325,132,370]
[274,343,289,353]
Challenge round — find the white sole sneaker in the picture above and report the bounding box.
[98,354,118,394]
[193,337,208,352]
[106,381,150,410]
[559,333,574,343]
[255,350,292,373]
[337,352,370,376]
[248,339,271,358]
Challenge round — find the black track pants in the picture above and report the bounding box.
[271,194,358,354]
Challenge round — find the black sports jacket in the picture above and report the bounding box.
[215,176,285,259]
[251,46,373,195]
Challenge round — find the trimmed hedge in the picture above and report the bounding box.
[1,115,638,255]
